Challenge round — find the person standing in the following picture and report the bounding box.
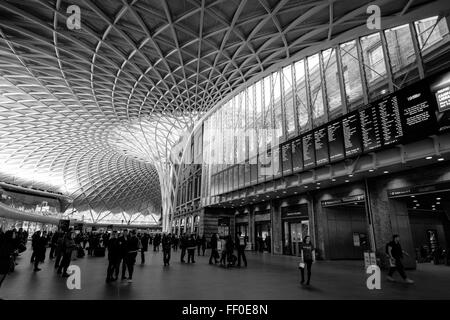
[0,230,18,289]
[119,229,129,280]
[180,233,187,263]
[299,235,315,285]
[57,231,76,277]
[386,235,414,284]
[236,232,247,267]
[32,231,47,272]
[172,235,179,252]
[201,235,207,256]
[196,234,202,256]
[106,231,121,282]
[162,233,172,266]
[187,234,196,263]
[123,230,139,283]
[30,231,41,264]
[49,231,59,259]
[209,233,219,265]
[139,232,149,264]
[54,232,65,269]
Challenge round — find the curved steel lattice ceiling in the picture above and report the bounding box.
[0,0,429,224]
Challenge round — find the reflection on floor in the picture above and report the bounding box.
[1,247,449,300]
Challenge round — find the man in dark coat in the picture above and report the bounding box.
[106,231,121,282]
[209,233,219,264]
[139,232,149,264]
[122,230,140,282]
[162,233,172,266]
[32,231,47,272]
[0,230,18,287]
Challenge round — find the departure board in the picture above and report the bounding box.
[376,94,403,146]
[302,133,315,169]
[281,142,293,175]
[291,137,303,172]
[327,120,345,162]
[398,80,438,142]
[314,127,329,166]
[342,111,363,157]
[359,104,382,152]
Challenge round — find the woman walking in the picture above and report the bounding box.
[299,235,315,285]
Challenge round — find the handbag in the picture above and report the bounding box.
[298,262,305,269]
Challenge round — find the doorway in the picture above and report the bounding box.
[255,221,271,252]
[283,220,310,256]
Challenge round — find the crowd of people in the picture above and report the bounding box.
[0,226,250,289]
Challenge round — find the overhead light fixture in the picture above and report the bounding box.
[411,195,415,198]
[369,169,374,172]
[349,174,353,177]
[436,202,441,205]
[413,200,418,203]
[437,157,444,161]
[436,197,441,200]
[425,156,433,160]
[316,187,320,189]
[304,186,308,188]
[331,178,336,182]
[383,171,389,174]
[283,191,287,194]
[345,180,349,183]
[294,192,298,194]
[317,182,321,185]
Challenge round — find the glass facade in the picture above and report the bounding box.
[192,16,450,200]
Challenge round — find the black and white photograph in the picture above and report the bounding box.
[0,0,449,315]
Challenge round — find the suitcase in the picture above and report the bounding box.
[94,247,105,257]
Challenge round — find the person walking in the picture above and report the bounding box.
[299,235,315,285]
[32,231,47,272]
[123,230,140,283]
[119,229,129,280]
[0,230,18,289]
[172,235,179,252]
[139,232,149,264]
[30,231,41,264]
[106,231,121,282]
[49,231,59,259]
[386,235,414,284]
[57,231,76,277]
[162,233,172,266]
[209,233,219,265]
[196,234,202,256]
[201,235,207,256]
[187,234,196,263]
[236,232,248,267]
[180,233,187,263]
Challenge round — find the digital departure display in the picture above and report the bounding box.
[327,120,345,162]
[291,137,303,172]
[428,70,450,133]
[359,103,382,152]
[302,133,315,169]
[281,143,293,175]
[314,127,329,166]
[376,94,403,146]
[342,111,363,157]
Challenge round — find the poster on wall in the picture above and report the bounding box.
[429,69,450,132]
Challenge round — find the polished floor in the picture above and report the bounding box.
[1,247,449,300]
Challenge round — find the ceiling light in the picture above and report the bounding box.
[383,171,389,174]
[436,202,440,205]
[283,191,287,194]
[316,182,321,185]
[413,200,418,203]
[331,178,336,182]
[438,158,444,161]
[345,180,349,183]
[316,187,320,189]
[425,156,433,160]
[411,195,415,198]
[436,197,441,200]
[304,186,308,188]
[369,169,374,172]
[349,174,353,177]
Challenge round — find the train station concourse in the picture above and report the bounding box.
[1,0,450,305]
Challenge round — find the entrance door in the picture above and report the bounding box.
[286,220,310,256]
[255,221,271,252]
